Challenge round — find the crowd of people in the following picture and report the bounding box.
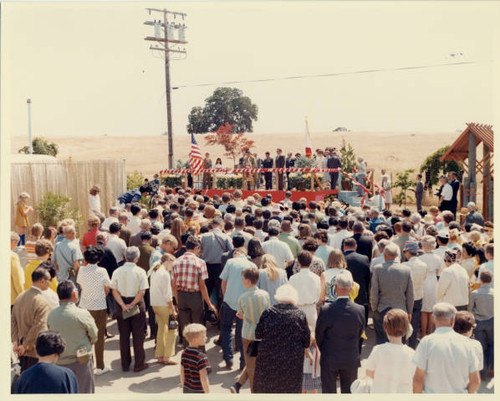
[10,176,494,394]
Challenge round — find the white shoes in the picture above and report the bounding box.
[95,366,111,376]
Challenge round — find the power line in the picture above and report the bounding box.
[172,59,491,90]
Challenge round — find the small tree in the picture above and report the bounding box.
[36,192,81,228]
[18,137,59,157]
[393,169,416,206]
[127,171,144,190]
[420,145,462,186]
[204,123,255,167]
[338,138,356,173]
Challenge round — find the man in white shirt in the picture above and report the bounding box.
[261,227,294,270]
[289,251,321,326]
[438,175,454,214]
[106,223,127,266]
[101,207,119,232]
[413,302,480,393]
[110,246,149,373]
[402,240,427,349]
[127,205,142,236]
[328,217,352,250]
[436,249,469,310]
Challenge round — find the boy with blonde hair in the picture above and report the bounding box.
[181,324,210,393]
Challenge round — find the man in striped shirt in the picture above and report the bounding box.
[172,236,217,348]
[232,267,270,393]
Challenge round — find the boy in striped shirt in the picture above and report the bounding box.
[180,324,210,393]
[231,267,270,393]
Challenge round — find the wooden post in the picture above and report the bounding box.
[312,173,323,190]
[212,172,216,189]
[483,143,493,221]
[467,133,477,204]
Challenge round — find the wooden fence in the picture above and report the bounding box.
[11,159,126,236]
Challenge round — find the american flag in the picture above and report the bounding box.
[189,133,204,175]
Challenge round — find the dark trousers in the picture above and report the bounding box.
[286,173,291,190]
[330,172,339,190]
[143,289,157,339]
[277,173,284,190]
[373,307,391,345]
[408,299,422,349]
[221,302,244,369]
[19,356,38,373]
[264,173,272,190]
[177,291,204,348]
[474,318,494,375]
[116,297,146,371]
[205,263,223,307]
[416,195,423,212]
[321,365,358,393]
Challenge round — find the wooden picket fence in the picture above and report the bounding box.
[10,159,126,236]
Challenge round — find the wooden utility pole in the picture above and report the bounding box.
[145,8,187,169]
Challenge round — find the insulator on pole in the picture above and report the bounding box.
[178,24,186,41]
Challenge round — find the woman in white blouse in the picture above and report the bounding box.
[365,309,415,393]
[150,253,178,365]
[88,186,105,220]
[77,246,112,375]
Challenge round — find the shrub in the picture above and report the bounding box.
[18,137,59,157]
[393,169,416,206]
[36,192,82,228]
[127,171,144,190]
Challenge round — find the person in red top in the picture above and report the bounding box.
[171,236,217,348]
[81,216,100,250]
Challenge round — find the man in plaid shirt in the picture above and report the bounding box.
[172,236,217,348]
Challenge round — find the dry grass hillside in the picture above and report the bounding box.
[11,131,459,182]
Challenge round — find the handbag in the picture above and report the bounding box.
[247,340,260,357]
[168,315,178,330]
[350,376,373,393]
[122,305,140,320]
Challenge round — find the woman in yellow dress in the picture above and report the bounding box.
[15,192,33,246]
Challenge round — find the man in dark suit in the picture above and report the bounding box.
[326,151,342,190]
[413,173,424,211]
[448,171,460,218]
[351,221,373,262]
[343,237,371,330]
[285,152,296,190]
[370,242,414,345]
[254,153,263,189]
[262,152,273,190]
[275,148,285,191]
[316,270,365,393]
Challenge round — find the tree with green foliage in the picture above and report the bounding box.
[127,171,144,190]
[187,87,258,134]
[393,169,416,206]
[18,137,59,157]
[420,145,462,186]
[36,192,81,228]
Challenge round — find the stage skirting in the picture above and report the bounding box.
[201,189,338,203]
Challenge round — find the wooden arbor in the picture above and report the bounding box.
[440,123,494,221]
